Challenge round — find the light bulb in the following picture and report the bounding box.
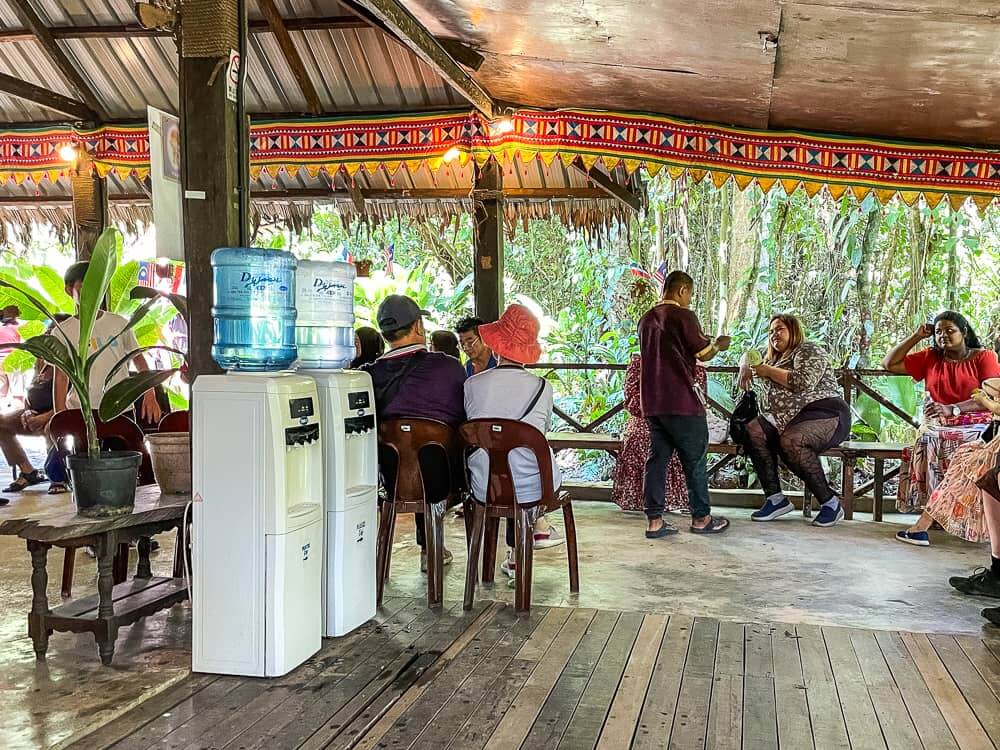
[490,118,515,136]
[443,147,461,163]
[59,144,78,162]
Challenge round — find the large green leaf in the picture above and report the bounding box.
[0,276,76,351]
[129,286,188,319]
[3,349,36,374]
[101,345,186,388]
[76,228,120,361]
[31,265,74,314]
[108,261,140,315]
[99,369,179,422]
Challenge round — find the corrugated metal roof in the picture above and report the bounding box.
[0,0,459,121]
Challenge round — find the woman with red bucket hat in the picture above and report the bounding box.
[464,303,564,586]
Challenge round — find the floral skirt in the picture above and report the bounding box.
[611,415,689,512]
[925,438,1000,543]
[898,422,990,513]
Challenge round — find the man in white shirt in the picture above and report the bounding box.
[463,304,563,585]
[53,262,162,424]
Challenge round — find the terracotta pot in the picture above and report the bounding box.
[146,432,192,495]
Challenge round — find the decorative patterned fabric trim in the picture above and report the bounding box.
[0,109,997,208]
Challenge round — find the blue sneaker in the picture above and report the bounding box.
[896,530,930,546]
[751,497,794,522]
[812,503,844,527]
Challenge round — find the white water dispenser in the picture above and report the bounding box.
[192,372,324,677]
[306,370,378,637]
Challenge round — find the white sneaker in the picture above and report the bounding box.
[534,524,565,549]
[420,547,453,573]
[500,555,516,579]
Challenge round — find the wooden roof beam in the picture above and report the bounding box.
[8,0,108,122]
[339,0,496,118]
[570,158,643,212]
[0,71,95,120]
[257,0,323,115]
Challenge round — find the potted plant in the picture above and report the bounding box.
[0,229,185,516]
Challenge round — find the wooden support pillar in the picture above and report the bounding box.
[472,161,503,322]
[71,151,107,261]
[180,0,248,379]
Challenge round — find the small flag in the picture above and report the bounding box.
[653,262,667,286]
[136,261,155,288]
[628,261,651,280]
[383,242,395,276]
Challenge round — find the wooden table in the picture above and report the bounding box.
[0,485,190,665]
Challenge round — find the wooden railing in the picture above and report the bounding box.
[527,363,919,435]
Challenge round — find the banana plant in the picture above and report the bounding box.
[0,228,185,458]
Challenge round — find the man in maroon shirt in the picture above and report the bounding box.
[639,271,731,537]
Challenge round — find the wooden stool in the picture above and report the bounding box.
[377,418,467,609]
[459,418,579,613]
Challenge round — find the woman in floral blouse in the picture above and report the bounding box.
[737,314,851,527]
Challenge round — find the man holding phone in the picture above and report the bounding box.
[638,270,731,538]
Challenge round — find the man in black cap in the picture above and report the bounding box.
[362,295,466,571]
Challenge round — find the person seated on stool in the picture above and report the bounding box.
[361,295,467,573]
[464,303,563,588]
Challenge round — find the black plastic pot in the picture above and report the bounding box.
[67,450,142,518]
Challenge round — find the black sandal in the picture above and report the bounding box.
[4,470,44,493]
[47,482,68,495]
[690,516,731,535]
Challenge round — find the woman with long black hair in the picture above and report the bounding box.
[883,311,1000,544]
[351,326,385,369]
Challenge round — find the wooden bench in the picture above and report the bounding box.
[547,432,906,521]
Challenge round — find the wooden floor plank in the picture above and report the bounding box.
[928,634,1000,746]
[412,606,547,750]
[414,608,549,750]
[822,626,886,750]
[68,674,220,750]
[558,611,644,750]
[743,624,777,750]
[771,623,814,750]
[596,613,668,749]
[183,606,411,750]
[516,606,574,661]
[632,614,694,750]
[901,632,993,750]
[848,629,920,750]
[795,625,850,750]
[351,602,514,750]
[300,602,493,750]
[706,621,745,750]
[873,630,959,750]
[520,610,619,750]
[957,634,1000,701]
[668,617,720,750]
[223,600,446,750]
[483,608,597,750]
[108,677,245,750]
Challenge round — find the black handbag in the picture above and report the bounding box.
[729,391,759,447]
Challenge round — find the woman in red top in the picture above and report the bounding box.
[883,311,1000,544]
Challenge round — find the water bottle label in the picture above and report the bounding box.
[302,277,352,303]
[224,271,290,301]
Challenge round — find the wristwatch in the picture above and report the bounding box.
[951,405,962,418]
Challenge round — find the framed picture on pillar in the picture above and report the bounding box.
[148,106,184,261]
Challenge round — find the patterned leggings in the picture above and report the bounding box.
[743,415,845,503]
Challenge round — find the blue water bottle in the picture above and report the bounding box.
[211,247,298,371]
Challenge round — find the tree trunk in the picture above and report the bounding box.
[854,204,883,363]
[944,210,960,310]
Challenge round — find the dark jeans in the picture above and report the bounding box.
[644,414,711,520]
[45,447,67,484]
